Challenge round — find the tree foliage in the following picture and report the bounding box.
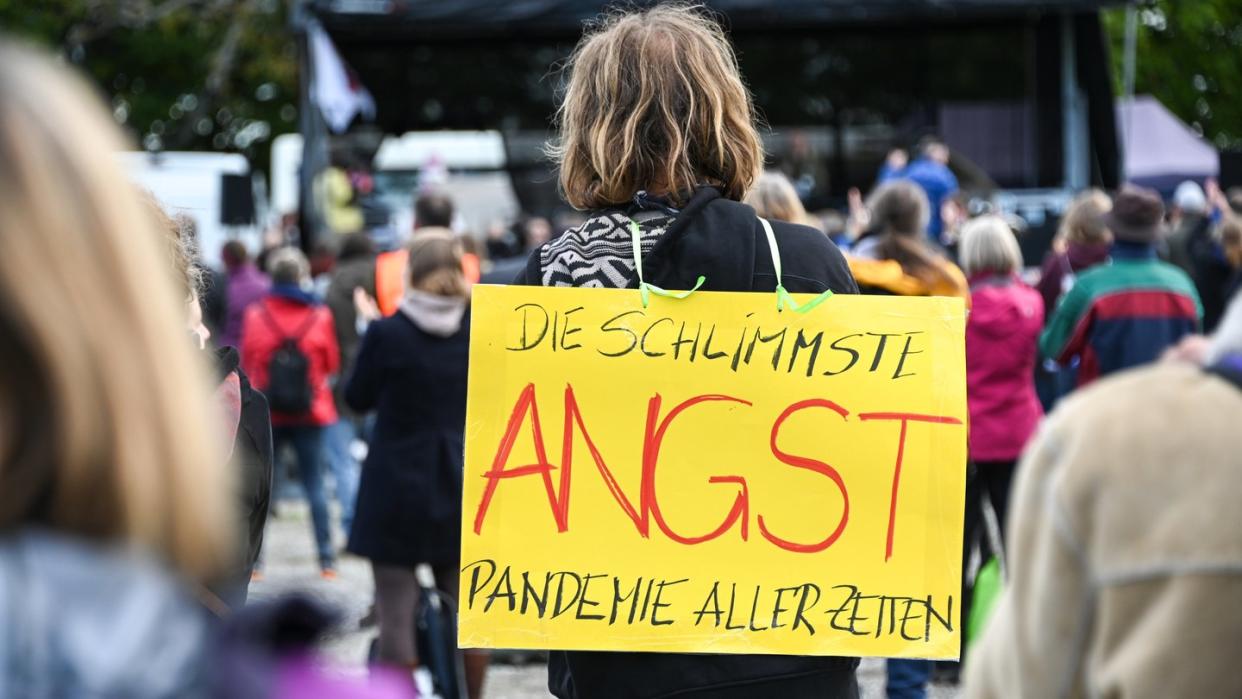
[0,0,297,168]
[1104,0,1242,150]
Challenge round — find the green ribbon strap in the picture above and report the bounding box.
[758,216,834,313]
[630,220,706,307]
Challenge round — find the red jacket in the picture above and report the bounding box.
[241,291,340,427]
[966,275,1045,462]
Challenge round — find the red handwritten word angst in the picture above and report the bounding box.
[471,383,962,561]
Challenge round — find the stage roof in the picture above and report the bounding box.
[313,0,1126,41]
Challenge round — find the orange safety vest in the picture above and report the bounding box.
[375,247,481,317]
[375,249,408,317]
[462,252,481,285]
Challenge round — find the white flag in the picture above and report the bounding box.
[309,23,376,133]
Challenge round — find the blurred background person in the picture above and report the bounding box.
[1036,189,1112,314]
[413,188,455,232]
[967,294,1242,698]
[1166,180,1236,332]
[960,216,1044,547]
[847,180,967,699]
[745,170,814,226]
[484,217,524,260]
[849,179,969,300]
[309,240,339,297]
[345,232,489,698]
[1041,186,1202,388]
[521,215,553,250]
[1221,215,1242,302]
[0,40,233,697]
[954,215,1044,682]
[816,209,849,247]
[1034,189,1112,409]
[242,247,341,578]
[324,231,377,539]
[220,239,271,350]
[1166,180,1210,273]
[147,195,273,610]
[878,137,959,244]
[375,189,456,317]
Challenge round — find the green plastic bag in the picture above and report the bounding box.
[966,557,1002,651]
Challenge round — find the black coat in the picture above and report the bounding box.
[213,347,273,608]
[517,186,860,699]
[344,310,470,567]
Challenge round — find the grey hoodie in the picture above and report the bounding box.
[398,290,467,337]
[0,531,211,698]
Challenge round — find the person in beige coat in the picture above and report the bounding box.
[966,294,1242,698]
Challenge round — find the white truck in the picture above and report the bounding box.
[117,150,265,268]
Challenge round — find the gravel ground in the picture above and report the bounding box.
[249,499,961,699]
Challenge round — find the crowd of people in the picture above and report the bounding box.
[6,3,1242,699]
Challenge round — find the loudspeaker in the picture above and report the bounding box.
[220,173,255,225]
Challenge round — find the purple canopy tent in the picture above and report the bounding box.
[1118,95,1219,194]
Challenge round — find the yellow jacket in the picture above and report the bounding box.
[847,256,969,300]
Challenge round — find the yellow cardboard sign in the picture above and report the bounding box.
[459,285,967,659]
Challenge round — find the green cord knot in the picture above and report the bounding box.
[639,276,707,308]
[776,285,834,313]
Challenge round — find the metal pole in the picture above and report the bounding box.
[1061,13,1089,190]
[1121,4,1138,181]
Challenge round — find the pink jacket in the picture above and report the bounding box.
[966,275,1045,462]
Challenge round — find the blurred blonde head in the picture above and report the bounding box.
[408,231,468,298]
[0,42,231,580]
[745,171,810,225]
[1058,189,1112,246]
[1218,216,1242,269]
[553,4,764,209]
[959,215,1024,277]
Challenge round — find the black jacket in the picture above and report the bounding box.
[325,253,378,416]
[517,186,860,699]
[213,347,273,607]
[344,311,471,567]
[517,187,858,297]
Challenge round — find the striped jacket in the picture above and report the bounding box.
[1040,245,1202,387]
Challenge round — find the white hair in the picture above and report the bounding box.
[958,215,1023,277]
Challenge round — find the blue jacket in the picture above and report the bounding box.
[879,158,959,241]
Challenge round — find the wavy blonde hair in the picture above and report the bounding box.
[0,42,232,580]
[552,4,764,209]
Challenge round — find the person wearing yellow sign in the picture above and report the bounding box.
[511,4,861,698]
